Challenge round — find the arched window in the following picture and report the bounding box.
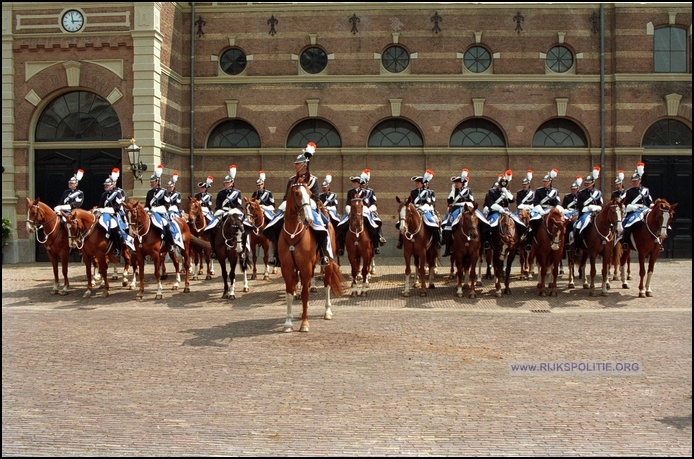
[463,46,492,74]
[642,119,692,148]
[207,120,260,148]
[532,119,588,147]
[450,119,506,147]
[286,119,341,148]
[300,47,328,74]
[381,45,410,74]
[36,91,121,141]
[546,45,574,73]
[654,26,688,73]
[368,119,423,147]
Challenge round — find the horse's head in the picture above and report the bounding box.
[459,204,480,241]
[516,208,531,227]
[243,197,264,229]
[396,196,415,236]
[603,197,624,235]
[64,209,88,249]
[498,212,517,246]
[650,198,678,239]
[349,189,365,232]
[545,207,567,251]
[123,200,146,235]
[288,175,313,226]
[187,196,205,227]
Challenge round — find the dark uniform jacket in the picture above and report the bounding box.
[283,173,319,202]
[145,186,166,210]
[533,186,560,208]
[194,191,213,210]
[484,187,514,210]
[575,187,604,216]
[98,187,126,212]
[611,188,626,201]
[448,187,474,208]
[165,190,182,210]
[515,188,534,208]
[58,189,84,209]
[320,191,339,208]
[623,186,653,210]
[251,189,275,208]
[216,187,243,211]
[410,187,435,208]
[561,192,578,211]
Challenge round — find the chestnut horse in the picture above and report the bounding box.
[619,198,677,298]
[396,196,439,297]
[209,211,249,300]
[123,200,192,299]
[186,197,215,280]
[532,207,568,297]
[345,189,373,297]
[488,211,518,297]
[574,198,623,296]
[279,174,343,332]
[451,203,481,298]
[243,196,274,280]
[26,197,73,295]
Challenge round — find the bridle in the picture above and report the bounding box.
[349,196,365,237]
[245,199,265,235]
[284,181,311,239]
[65,210,99,250]
[541,209,565,251]
[220,212,243,249]
[593,202,623,244]
[457,206,479,245]
[27,203,60,245]
[125,203,152,243]
[188,200,206,233]
[401,203,423,241]
[645,203,671,244]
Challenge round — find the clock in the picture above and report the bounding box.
[61,10,84,33]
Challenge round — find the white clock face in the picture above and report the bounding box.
[62,10,84,33]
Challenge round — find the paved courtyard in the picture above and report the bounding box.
[2,257,692,456]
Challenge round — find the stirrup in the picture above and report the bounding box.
[337,248,344,256]
[483,241,491,250]
[395,241,403,249]
[622,242,629,250]
[379,237,387,245]
[320,256,330,267]
[374,247,380,255]
[525,244,532,252]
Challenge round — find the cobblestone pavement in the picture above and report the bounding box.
[3,257,692,456]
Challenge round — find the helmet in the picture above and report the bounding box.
[68,169,84,184]
[498,178,509,188]
[103,177,114,186]
[411,175,425,183]
[256,171,266,185]
[198,176,213,188]
[322,173,332,188]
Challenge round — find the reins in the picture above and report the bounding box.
[28,204,60,245]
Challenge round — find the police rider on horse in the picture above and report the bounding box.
[145,165,183,250]
[213,165,252,255]
[250,171,276,219]
[264,142,334,267]
[573,167,603,252]
[54,169,85,219]
[561,177,581,248]
[527,168,563,249]
[482,170,515,249]
[612,170,627,201]
[319,173,340,230]
[96,168,135,255]
[441,168,479,257]
[621,162,654,250]
[194,176,218,230]
[359,169,387,254]
[396,169,442,250]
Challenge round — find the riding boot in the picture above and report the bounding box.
[371,228,380,255]
[483,231,492,250]
[396,233,403,249]
[316,231,330,266]
[377,222,386,246]
[621,228,630,250]
[442,230,452,257]
[110,229,121,256]
[336,224,347,256]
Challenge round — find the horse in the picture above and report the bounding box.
[26,197,73,295]
[450,203,481,298]
[574,198,623,296]
[122,200,192,299]
[279,174,343,332]
[210,210,249,300]
[345,189,373,297]
[243,196,275,280]
[186,197,215,280]
[396,196,439,297]
[611,241,631,282]
[488,211,519,297]
[532,207,568,297]
[619,198,677,298]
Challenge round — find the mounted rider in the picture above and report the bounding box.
[145,165,183,250]
[441,168,485,257]
[482,170,516,249]
[336,174,363,256]
[263,142,333,267]
[573,167,604,252]
[611,170,627,200]
[96,168,135,254]
[396,169,442,250]
[251,171,275,215]
[361,170,387,253]
[319,173,340,229]
[165,172,183,219]
[54,169,85,220]
[527,168,563,250]
[515,170,535,212]
[194,175,218,230]
[621,162,654,250]
[213,165,251,256]
[561,177,581,248]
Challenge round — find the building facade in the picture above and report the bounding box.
[2,2,692,262]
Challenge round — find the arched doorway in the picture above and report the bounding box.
[34,91,122,261]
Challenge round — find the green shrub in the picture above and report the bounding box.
[2,217,11,247]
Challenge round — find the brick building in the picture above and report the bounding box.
[2,2,691,263]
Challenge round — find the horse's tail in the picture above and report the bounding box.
[190,235,211,252]
[325,260,345,297]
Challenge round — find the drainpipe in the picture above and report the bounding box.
[190,3,195,193]
[600,4,605,191]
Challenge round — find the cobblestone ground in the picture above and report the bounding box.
[3,256,692,456]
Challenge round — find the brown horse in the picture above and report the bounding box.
[574,197,624,296]
[123,200,192,299]
[209,211,249,299]
[451,203,481,298]
[243,196,275,280]
[345,189,373,296]
[26,197,73,295]
[611,241,631,282]
[532,207,568,297]
[396,196,439,297]
[64,208,117,297]
[488,211,519,297]
[619,198,677,297]
[186,197,215,280]
[279,174,343,332]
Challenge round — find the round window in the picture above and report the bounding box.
[300,47,328,74]
[220,48,247,76]
[381,46,410,73]
[546,46,574,73]
[464,46,491,73]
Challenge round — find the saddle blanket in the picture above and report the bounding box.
[624,207,648,228]
[443,207,489,231]
[575,213,592,234]
[487,211,526,228]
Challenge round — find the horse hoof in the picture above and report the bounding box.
[250,274,257,280]
[495,292,502,298]
[469,293,477,299]
[504,289,511,295]
[550,291,558,297]
[456,293,463,298]
[568,283,575,288]
[310,287,318,293]
[428,284,435,289]
[402,292,410,297]
[646,292,653,297]
[122,281,129,287]
[59,290,69,296]
[283,326,293,333]
[601,292,609,297]
[622,284,629,289]
[102,291,109,298]
[639,292,646,298]
[172,286,179,291]
[606,284,611,290]
[111,275,118,281]
[539,291,547,297]
[590,291,596,297]
[559,269,564,275]
[324,313,332,320]
[156,294,163,299]
[82,291,92,298]
[243,287,249,293]
[263,275,270,280]
[299,326,309,332]
[419,292,427,297]
[627,275,632,280]
[184,287,190,293]
[51,290,59,295]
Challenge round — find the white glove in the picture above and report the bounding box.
[151,205,167,214]
[590,205,602,213]
[278,201,286,212]
[482,206,489,215]
[344,205,351,214]
[369,204,378,213]
[626,204,642,213]
[502,188,513,200]
[54,204,71,212]
[556,205,565,213]
[491,203,505,213]
[533,205,543,214]
[214,209,224,217]
[100,207,114,215]
[168,205,179,213]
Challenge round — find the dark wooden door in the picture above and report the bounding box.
[34,149,122,262]
[642,156,692,259]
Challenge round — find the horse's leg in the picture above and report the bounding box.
[581,251,590,289]
[241,255,249,293]
[503,251,515,295]
[182,245,191,293]
[229,257,238,300]
[403,251,412,297]
[152,252,164,299]
[645,248,660,297]
[538,261,547,297]
[262,239,270,279]
[455,252,465,297]
[82,253,94,298]
[619,248,630,289]
[219,254,230,299]
[589,254,597,296]
[110,254,120,280]
[160,253,169,280]
[493,250,503,297]
[168,252,180,291]
[59,250,70,295]
[363,255,371,296]
[550,258,560,297]
[323,261,334,319]
[98,253,110,298]
[135,254,146,299]
[299,268,311,332]
[418,252,428,297]
[48,252,60,294]
[601,248,611,296]
[638,251,648,298]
